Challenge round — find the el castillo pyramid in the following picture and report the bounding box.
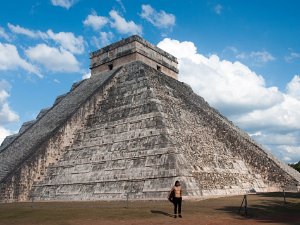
[0,35,299,202]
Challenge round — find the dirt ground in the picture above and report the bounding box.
[0,192,299,225]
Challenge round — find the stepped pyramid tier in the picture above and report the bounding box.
[1,36,300,202]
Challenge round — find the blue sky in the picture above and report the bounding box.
[1,0,300,163]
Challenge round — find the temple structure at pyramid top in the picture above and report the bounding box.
[90,35,179,79]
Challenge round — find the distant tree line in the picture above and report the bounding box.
[289,161,300,173]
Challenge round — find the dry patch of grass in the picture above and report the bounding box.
[0,192,299,225]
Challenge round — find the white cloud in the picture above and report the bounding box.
[53,79,60,84]
[109,10,142,35]
[0,26,10,41]
[157,38,300,163]
[236,94,300,131]
[46,29,84,54]
[25,44,80,73]
[8,23,84,54]
[0,126,13,145]
[233,76,300,164]
[276,145,300,163]
[252,131,300,164]
[250,131,298,146]
[116,0,126,12]
[285,52,300,62]
[0,89,9,103]
[223,46,238,54]
[91,36,100,49]
[82,71,91,80]
[0,80,10,103]
[0,42,41,76]
[0,80,19,143]
[7,23,47,39]
[237,51,275,64]
[51,0,78,9]
[5,23,84,75]
[91,32,114,48]
[83,11,109,31]
[158,38,283,115]
[250,51,275,63]
[287,75,300,100]
[140,4,175,29]
[100,32,113,45]
[0,102,19,124]
[8,23,36,38]
[214,4,223,15]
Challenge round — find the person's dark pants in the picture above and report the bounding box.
[173,197,182,215]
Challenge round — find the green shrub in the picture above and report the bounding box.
[289,161,300,172]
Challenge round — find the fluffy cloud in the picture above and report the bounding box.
[158,38,283,116]
[46,30,84,54]
[237,51,275,64]
[25,44,80,73]
[8,24,84,54]
[0,80,19,144]
[214,4,223,15]
[0,26,10,41]
[250,51,275,63]
[116,0,126,13]
[287,75,300,100]
[8,23,36,38]
[140,4,175,29]
[99,32,113,45]
[274,145,300,163]
[0,80,10,101]
[250,129,300,163]
[82,71,91,80]
[51,0,78,9]
[83,12,109,31]
[285,52,300,62]
[234,79,300,163]
[0,42,41,76]
[53,79,60,84]
[109,10,142,35]
[91,32,114,48]
[6,23,83,75]
[0,126,13,145]
[7,23,47,39]
[157,38,300,163]
[83,9,142,35]
[236,95,300,131]
[0,102,19,124]
[250,130,300,163]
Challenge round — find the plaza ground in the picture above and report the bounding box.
[0,192,299,225]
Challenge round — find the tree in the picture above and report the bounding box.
[289,161,300,173]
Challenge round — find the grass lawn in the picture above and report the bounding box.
[0,192,299,225]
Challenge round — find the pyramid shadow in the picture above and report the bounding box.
[215,195,300,224]
[150,210,174,217]
[256,191,300,199]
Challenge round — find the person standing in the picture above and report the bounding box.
[168,180,182,218]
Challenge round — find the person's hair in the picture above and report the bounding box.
[175,180,180,186]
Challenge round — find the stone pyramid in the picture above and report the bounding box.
[0,35,299,202]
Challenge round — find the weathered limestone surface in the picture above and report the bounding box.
[0,68,120,201]
[0,61,299,202]
[152,72,300,195]
[0,134,18,152]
